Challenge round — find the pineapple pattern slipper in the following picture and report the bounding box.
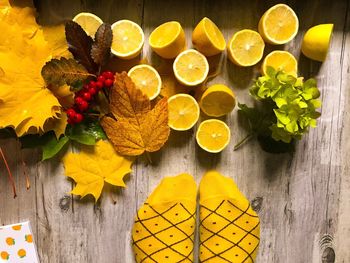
[132,173,197,262]
[199,171,260,263]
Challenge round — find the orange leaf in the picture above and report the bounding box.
[101,72,170,156]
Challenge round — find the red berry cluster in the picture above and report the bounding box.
[66,71,114,125]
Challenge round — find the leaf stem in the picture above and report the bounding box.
[234,133,254,151]
[0,147,17,198]
[145,152,153,164]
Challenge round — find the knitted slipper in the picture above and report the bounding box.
[132,173,197,262]
[199,171,260,263]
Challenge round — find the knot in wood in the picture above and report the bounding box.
[251,197,263,212]
[59,195,71,212]
[322,247,335,263]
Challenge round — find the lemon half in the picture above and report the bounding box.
[262,50,298,76]
[73,12,103,37]
[200,84,236,117]
[173,49,209,86]
[168,94,200,131]
[258,4,299,45]
[196,119,231,153]
[301,24,334,62]
[111,20,144,59]
[149,21,186,59]
[227,29,265,66]
[128,64,162,100]
[192,17,226,56]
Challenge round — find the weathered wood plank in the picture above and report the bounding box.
[1,0,350,262]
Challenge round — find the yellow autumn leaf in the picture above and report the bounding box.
[63,140,134,201]
[42,24,71,58]
[43,112,68,139]
[0,1,70,137]
[101,72,170,156]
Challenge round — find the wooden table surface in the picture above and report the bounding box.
[1,0,350,262]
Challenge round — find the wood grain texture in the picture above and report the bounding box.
[1,0,350,262]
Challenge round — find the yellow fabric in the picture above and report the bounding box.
[132,174,197,262]
[199,171,260,263]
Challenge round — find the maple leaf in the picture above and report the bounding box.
[62,140,134,201]
[65,21,97,73]
[43,112,68,139]
[42,24,71,58]
[0,3,67,136]
[41,57,93,86]
[91,23,112,66]
[0,3,74,137]
[101,72,170,156]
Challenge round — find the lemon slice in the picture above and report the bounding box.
[128,64,162,100]
[111,20,144,59]
[200,84,236,117]
[258,4,299,45]
[262,50,298,76]
[301,24,334,62]
[168,94,200,131]
[173,49,209,86]
[196,119,230,153]
[73,12,103,37]
[227,29,265,66]
[192,17,226,56]
[149,21,186,59]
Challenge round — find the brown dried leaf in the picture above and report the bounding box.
[91,23,112,66]
[109,72,150,119]
[101,72,170,156]
[41,57,92,86]
[65,21,97,73]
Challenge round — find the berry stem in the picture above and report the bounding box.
[102,89,109,102]
[0,147,17,198]
[234,133,254,151]
[87,113,100,117]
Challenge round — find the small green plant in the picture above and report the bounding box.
[236,67,321,151]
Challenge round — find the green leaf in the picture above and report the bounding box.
[70,80,84,92]
[275,97,287,108]
[42,136,70,161]
[257,86,270,98]
[66,120,106,145]
[298,100,308,108]
[274,109,290,125]
[277,72,297,85]
[266,66,276,78]
[41,57,93,86]
[310,99,322,108]
[20,132,70,160]
[286,121,298,133]
[304,78,317,89]
[270,125,293,143]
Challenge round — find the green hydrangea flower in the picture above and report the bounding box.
[240,66,322,144]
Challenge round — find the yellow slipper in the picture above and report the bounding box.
[132,173,197,262]
[199,171,260,262]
